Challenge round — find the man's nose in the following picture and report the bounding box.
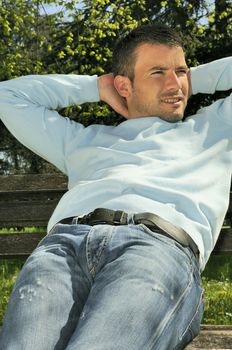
[165,71,182,91]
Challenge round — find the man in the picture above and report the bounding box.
[0,23,231,349]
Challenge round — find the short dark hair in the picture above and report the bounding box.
[112,23,184,81]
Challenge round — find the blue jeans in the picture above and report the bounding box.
[0,223,204,349]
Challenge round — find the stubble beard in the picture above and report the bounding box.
[131,98,186,123]
[158,111,184,123]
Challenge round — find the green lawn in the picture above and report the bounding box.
[201,255,232,325]
[202,277,232,325]
[0,259,24,325]
[0,255,232,326]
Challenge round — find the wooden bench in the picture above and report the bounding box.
[0,174,67,258]
[0,174,232,349]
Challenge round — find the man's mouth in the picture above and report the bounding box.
[161,96,183,104]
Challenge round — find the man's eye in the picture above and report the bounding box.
[176,70,188,76]
[151,71,163,75]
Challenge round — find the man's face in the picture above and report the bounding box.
[126,43,189,122]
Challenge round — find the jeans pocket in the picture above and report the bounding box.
[174,289,204,350]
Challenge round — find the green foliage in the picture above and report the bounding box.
[0,0,43,79]
[202,278,232,325]
[0,259,25,325]
[0,0,231,173]
[202,255,232,325]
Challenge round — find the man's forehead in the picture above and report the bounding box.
[135,42,184,53]
[134,43,186,69]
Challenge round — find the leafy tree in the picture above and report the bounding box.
[199,0,232,61]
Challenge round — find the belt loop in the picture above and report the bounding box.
[113,210,128,225]
[127,213,136,225]
[72,217,79,225]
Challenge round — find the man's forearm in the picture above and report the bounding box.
[191,57,232,95]
[0,74,100,173]
[0,74,100,111]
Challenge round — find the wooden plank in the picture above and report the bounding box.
[0,204,61,227]
[186,325,232,349]
[0,174,67,191]
[0,175,67,227]
[0,232,46,258]
[0,189,66,200]
[0,189,66,227]
[214,229,232,254]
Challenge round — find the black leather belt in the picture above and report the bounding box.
[59,208,198,256]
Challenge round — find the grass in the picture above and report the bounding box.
[0,227,45,234]
[202,277,232,325]
[0,259,24,325]
[201,255,232,325]
[0,252,232,326]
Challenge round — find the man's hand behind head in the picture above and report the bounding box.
[98,74,129,119]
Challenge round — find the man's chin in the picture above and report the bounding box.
[126,109,185,121]
[158,111,184,123]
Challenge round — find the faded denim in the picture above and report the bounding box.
[0,223,204,349]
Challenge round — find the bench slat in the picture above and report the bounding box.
[0,174,67,191]
[0,175,67,228]
[186,325,232,349]
[0,190,65,227]
[213,229,232,254]
[0,232,46,258]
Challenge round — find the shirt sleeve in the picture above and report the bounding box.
[191,57,232,95]
[0,74,100,173]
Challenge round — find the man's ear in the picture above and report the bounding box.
[114,75,132,98]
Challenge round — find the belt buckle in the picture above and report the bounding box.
[76,209,128,226]
[112,210,128,225]
[76,212,93,225]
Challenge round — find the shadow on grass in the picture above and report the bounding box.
[202,255,232,281]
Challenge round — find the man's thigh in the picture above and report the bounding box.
[0,224,92,350]
[66,224,204,350]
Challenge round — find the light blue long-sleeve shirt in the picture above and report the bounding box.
[0,57,232,270]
